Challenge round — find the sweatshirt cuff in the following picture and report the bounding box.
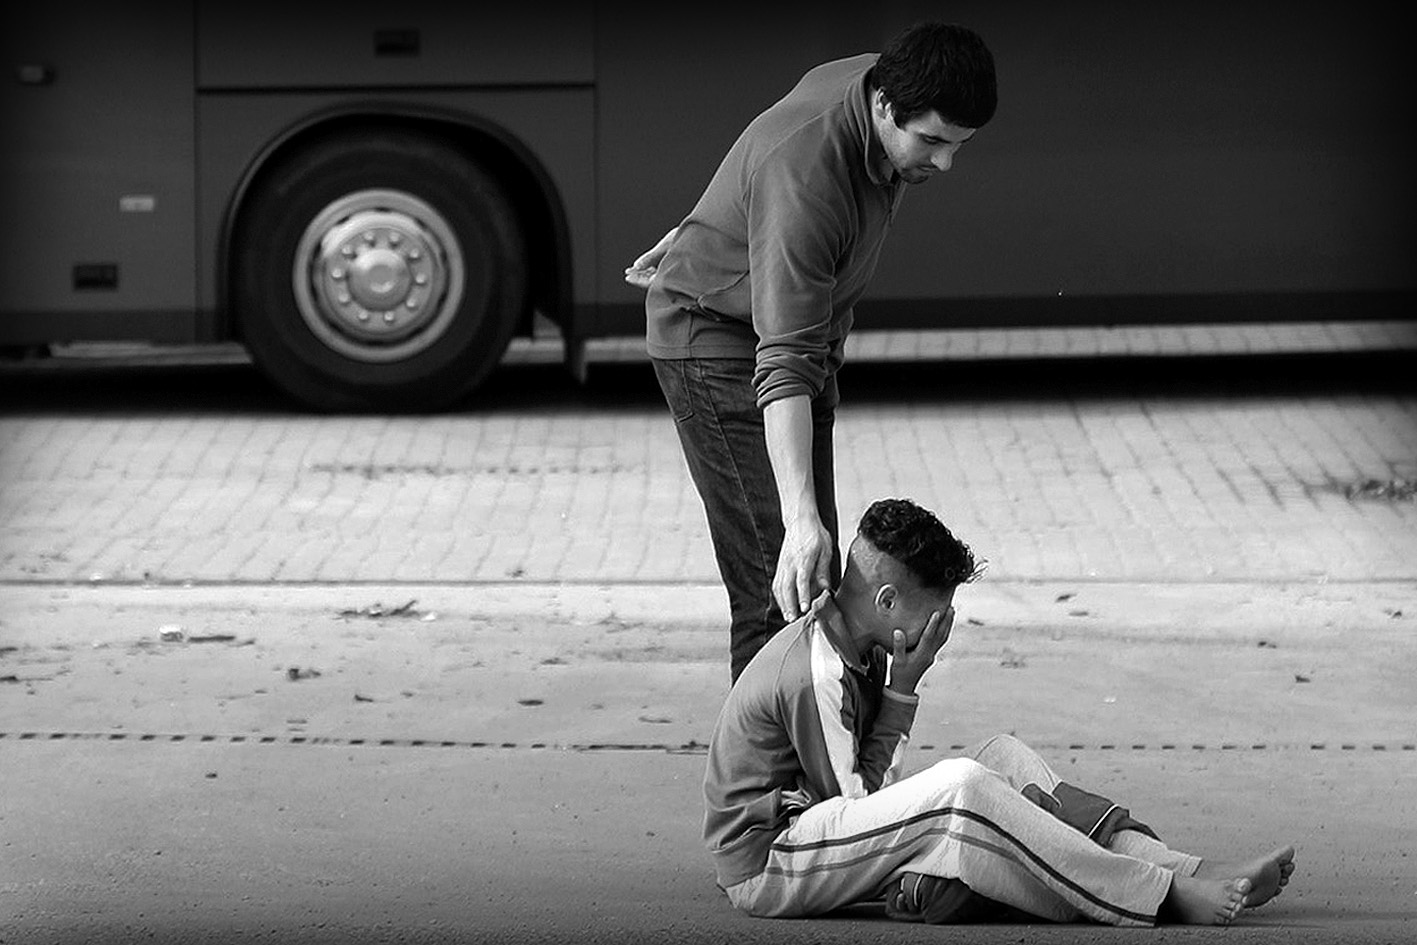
[877,688,919,733]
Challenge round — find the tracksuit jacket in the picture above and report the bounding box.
[702,593,918,888]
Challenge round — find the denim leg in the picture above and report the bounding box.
[652,357,839,682]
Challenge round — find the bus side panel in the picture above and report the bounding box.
[196,90,595,326]
[593,2,1414,325]
[0,4,197,340]
[869,1,1416,304]
[196,1,593,88]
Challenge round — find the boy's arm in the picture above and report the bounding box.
[814,608,955,797]
[807,633,916,799]
[856,687,919,793]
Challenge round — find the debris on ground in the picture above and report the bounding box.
[1344,478,1416,502]
[336,599,437,621]
[155,626,247,645]
[286,667,322,681]
[353,693,375,703]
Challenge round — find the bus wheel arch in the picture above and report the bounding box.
[227,117,564,411]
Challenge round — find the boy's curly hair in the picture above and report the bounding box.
[858,498,985,590]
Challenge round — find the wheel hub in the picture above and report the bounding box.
[293,190,465,362]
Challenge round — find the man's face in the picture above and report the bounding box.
[873,93,977,184]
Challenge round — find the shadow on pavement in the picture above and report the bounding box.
[0,348,1412,417]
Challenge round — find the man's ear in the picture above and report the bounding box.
[872,89,892,123]
[874,584,898,613]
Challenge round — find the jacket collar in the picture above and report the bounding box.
[844,60,897,188]
[807,590,869,674]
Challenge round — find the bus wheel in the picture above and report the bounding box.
[233,129,527,411]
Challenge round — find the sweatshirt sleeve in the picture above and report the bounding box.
[746,145,851,408]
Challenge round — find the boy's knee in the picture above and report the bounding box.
[970,733,1040,771]
[971,732,1026,759]
[923,756,994,793]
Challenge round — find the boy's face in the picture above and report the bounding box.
[886,582,957,653]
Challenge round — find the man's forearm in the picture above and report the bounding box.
[763,395,819,525]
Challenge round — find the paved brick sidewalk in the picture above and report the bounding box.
[0,324,1413,585]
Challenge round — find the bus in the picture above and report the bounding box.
[3,2,1411,410]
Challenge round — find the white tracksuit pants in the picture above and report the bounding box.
[726,734,1201,926]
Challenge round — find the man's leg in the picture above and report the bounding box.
[651,357,839,682]
[728,757,1180,925]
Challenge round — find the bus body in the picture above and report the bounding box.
[3,2,1411,409]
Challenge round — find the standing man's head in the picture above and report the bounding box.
[868,22,997,183]
[839,498,984,654]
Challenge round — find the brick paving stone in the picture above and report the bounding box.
[1,326,1414,586]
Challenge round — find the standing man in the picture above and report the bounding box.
[625,22,998,682]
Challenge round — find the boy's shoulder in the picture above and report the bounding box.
[730,618,818,707]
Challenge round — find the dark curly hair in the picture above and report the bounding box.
[869,22,997,129]
[858,498,984,590]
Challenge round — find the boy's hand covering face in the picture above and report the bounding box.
[887,606,954,696]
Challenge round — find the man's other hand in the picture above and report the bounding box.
[888,606,954,696]
[624,226,679,289]
[773,517,834,622]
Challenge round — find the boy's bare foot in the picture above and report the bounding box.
[1196,845,1296,908]
[1161,874,1250,925]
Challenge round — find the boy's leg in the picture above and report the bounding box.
[970,734,1199,874]
[728,756,1174,926]
[962,734,1292,908]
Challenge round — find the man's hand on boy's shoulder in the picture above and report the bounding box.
[887,607,955,697]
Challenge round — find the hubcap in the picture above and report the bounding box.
[292,189,465,363]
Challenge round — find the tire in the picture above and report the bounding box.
[233,128,528,411]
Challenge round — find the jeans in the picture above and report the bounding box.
[652,357,841,682]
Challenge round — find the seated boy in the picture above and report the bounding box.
[702,497,1295,926]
